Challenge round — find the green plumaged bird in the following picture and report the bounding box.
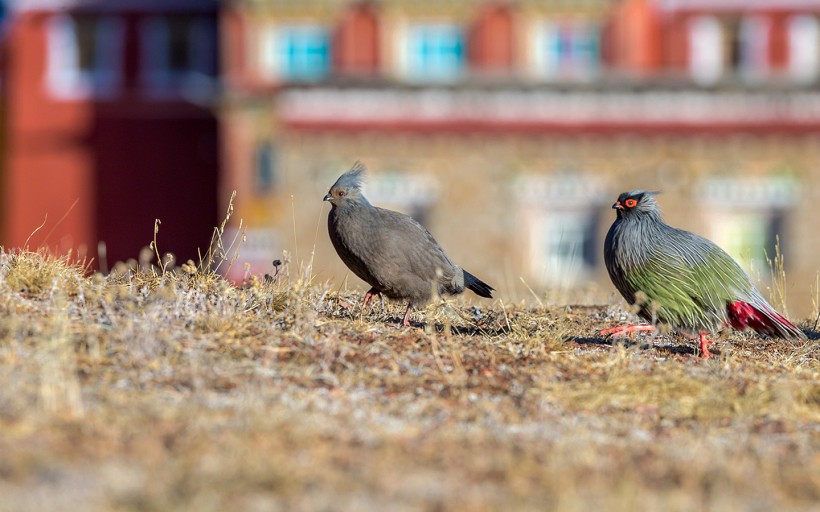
[603,190,806,358]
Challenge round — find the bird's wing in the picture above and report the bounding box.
[366,207,458,286]
[622,228,753,331]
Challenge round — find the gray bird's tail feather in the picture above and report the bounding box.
[464,270,494,299]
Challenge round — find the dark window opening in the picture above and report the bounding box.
[72,15,99,71]
[725,20,742,71]
[167,18,193,73]
[255,142,276,193]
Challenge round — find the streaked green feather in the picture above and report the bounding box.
[621,239,751,332]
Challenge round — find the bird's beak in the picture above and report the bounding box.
[612,201,624,210]
[323,193,332,202]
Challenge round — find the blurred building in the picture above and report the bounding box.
[220,0,820,316]
[1,0,220,267]
[2,0,818,315]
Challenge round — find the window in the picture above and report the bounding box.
[259,24,330,81]
[514,174,605,287]
[689,15,771,84]
[699,176,800,275]
[533,20,599,81]
[529,212,598,287]
[788,15,819,83]
[140,16,217,96]
[403,23,465,81]
[359,171,439,227]
[689,15,723,84]
[223,227,281,283]
[738,16,770,81]
[46,14,124,99]
[254,142,276,193]
[710,212,771,272]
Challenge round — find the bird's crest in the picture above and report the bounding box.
[334,161,366,191]
[621,189,660,201]
[616,190,661,212]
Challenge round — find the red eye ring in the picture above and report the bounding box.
[624,198,637,208]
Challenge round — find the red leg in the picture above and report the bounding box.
[400,303,413,328]
[698,332,713,359]
[362,288,381,310]
[600,324,656,337]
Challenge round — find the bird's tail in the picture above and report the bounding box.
[727,300,806,340]
[463,270,494,299]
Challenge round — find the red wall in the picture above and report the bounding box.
[2,10,219,267]
[334,3,381,76]
[3,12,96,256]
[469,4,515,73]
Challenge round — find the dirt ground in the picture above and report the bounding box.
[0,251,817,511]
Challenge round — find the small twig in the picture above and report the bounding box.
[41,197,80,247]
[306,202,325,285]
[499,299,513,333]
[520,276,544,308]
[151,219,164,277]
[221,219,247,277]
[24,214,49,250]
[291,194,298,264]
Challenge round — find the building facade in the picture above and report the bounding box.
[220,0,820,317]
[2,0,818,317]
[1,0,220,267]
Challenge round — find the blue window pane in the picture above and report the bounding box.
[278,26,329,81]
[543,22,600,78]
[407,24,464,81]
[574,27,600,70]
[556,28,570,57]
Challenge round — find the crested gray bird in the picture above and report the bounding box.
[603,190,806,358]
[324,162,494,327]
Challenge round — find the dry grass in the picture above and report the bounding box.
[0,248,817,512]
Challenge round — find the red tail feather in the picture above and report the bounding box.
[727,301,804,339]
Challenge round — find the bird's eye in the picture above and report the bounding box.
[337,190,346,197]
[624,198,638,208]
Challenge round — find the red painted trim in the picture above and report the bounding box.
[282,119,820,134]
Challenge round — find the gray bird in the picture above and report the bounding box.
[324,162,494,327]
[603,190,806,358]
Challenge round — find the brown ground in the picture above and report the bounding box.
[0,250,817,512]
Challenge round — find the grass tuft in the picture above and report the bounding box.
[1,249,87,297]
